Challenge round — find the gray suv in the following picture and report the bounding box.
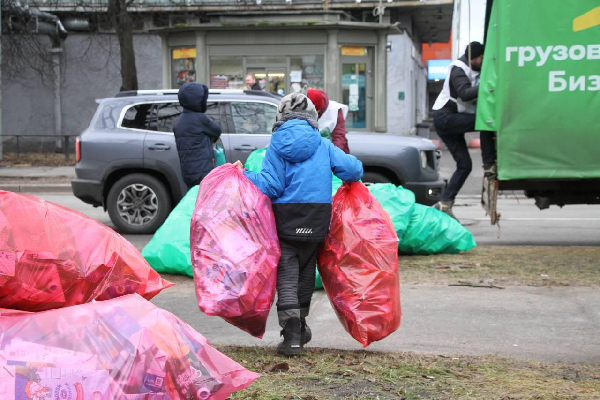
[72,89,444,234]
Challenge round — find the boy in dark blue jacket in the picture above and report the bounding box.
[174,82,222,190]
[237,92,363,356]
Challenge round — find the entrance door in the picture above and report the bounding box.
[247,68,288,96]
[341,54,372,130]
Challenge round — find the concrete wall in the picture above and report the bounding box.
[386,31,427,135]
[2,33,162,138]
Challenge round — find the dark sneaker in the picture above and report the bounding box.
[277,317,302,357]
[301,318,312,346]
[432,200,459,221]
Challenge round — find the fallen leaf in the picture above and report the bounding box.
[366,378,377,383]
[270,362,290,373]
[422,375,435,380]
[241,360,248,364]
[363,368,376,374]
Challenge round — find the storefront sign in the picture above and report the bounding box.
[427,59,451,80]
[173,48,197,60]
[341,46,367,56]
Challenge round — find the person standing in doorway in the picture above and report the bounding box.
[431,41,496,220]
[245,74,262,91]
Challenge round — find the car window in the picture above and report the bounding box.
[155,103,183,133]
[121,104,154,130]
[204,102,221,127]
[231,102,276,134]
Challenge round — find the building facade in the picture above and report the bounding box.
[1,0,452,142]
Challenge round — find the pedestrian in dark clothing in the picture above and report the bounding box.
[234,91,363,356]
[173,82,222,190]
[245,74,262,91]
[431,41,496,220]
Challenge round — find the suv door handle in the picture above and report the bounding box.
[148,143,171,151]
[234,145,257,151]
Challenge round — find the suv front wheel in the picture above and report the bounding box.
[107,173,172,234]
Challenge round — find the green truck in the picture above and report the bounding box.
[476,0,600,223]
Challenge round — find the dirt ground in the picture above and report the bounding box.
[221,346,600,399]
[400,246,600,288]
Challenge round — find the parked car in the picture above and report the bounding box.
[72,89,444,234]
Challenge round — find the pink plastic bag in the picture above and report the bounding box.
[0,294,260,399]
[318,182,402,347]
[190,164,280,338]
[0,190,173,311]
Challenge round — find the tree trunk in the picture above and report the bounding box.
[108,0,138,91]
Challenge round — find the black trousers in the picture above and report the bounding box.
[434,113,496,202]
[276,239,320,311]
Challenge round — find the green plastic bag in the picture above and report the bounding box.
[244,147,267,172]
[367,183,415,243]
[399,204,476,255]
[315,269,324,290]
[214,144,226,166]
[141,186,199,276]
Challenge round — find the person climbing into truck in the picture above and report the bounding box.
[431,41,497,220]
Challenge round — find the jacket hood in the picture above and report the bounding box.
[271,119,321,163]
[178,82,209,112]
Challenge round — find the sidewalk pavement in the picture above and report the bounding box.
[153,280,600,364]
[0,166,74,193]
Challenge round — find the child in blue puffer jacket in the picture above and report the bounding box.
[234,91,363,356]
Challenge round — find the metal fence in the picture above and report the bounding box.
[1,135,78,161]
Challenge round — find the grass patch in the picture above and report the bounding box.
[401,246,600,287]
[220,346,600,399]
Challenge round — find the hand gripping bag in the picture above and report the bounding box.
[0,294,259,399]
[0,191,173,312]
[190,164,281,338]
[318,182,401,347]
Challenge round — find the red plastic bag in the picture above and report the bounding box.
[0,190,173,311]
[0,294,259,399]
[191,164,280,338]
[318,182,401,347]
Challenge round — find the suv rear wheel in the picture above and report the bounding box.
[107,173,172,234]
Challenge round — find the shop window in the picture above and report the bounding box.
[172,47,196,88]
[210,57,244,89]
[290,55,324,91]
[231,102,276,135]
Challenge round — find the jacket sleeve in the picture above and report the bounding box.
[331,109,350,154]
[328,140,363,182]
[201,114,222,140]
[243,147,286,200]
[450,66,479,101]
